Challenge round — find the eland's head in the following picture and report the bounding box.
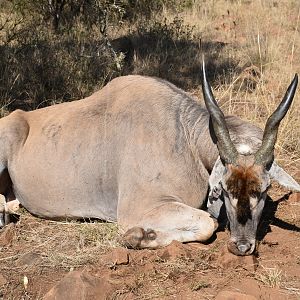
[202,60,299,255]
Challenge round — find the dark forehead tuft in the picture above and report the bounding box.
[226,165,261,224]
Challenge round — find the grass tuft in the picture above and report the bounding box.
[256,266,282,288]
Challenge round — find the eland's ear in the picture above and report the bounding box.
[209,157,225,190]
[269,161,300,191]
[208,158,226,219]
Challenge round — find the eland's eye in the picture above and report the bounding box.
[221,187,228,195]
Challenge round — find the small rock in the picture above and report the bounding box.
[0,274,7,287]
[288,192,300,203]
[217,246,258,272]
[16,252,41,266]
[111,247,129,265]
[157,240,192,261]
[216,290,257,300]
[44,271,114,300]
[0,223,15,247]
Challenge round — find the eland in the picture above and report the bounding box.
[0,61,299,255]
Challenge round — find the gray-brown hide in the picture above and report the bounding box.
[0,74,299,255]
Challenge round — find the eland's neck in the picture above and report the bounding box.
[179,99,219,171]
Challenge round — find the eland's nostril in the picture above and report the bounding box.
[237,242,251,254]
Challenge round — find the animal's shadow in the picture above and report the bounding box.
[256,192,300,241]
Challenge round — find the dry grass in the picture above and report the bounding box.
[255,265,300,296]
[0,210,120,271]
[256,266,283,288]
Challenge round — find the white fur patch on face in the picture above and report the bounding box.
[237,144,252,155]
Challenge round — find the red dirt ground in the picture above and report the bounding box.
[0,188,299,299]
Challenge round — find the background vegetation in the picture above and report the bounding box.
[0,0,299,176]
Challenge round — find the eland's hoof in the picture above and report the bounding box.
[123,227,157,248]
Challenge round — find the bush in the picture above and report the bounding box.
[0,0,130,111]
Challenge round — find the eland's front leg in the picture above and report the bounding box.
[121,202,217,249]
